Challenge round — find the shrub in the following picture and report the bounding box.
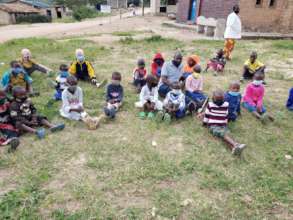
[15,14,51,24]
[72,6,98,21]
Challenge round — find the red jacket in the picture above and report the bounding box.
[151,53,165,77]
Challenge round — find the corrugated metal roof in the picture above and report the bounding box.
[0,2,41,13]
[20,0,53,8]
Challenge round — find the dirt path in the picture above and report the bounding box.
[0,8,209,43]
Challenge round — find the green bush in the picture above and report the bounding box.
[72,6,98,21]
[15,14,51,24]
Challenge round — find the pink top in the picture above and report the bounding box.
[185,75,203,92]
[242,83,264,108]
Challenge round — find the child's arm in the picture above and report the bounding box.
[118,86,124,102]
[237,95,242,115]
[86,62,95,79]
[69,62,76,75]
[256,87,264,111]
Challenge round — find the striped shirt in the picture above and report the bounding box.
[203,101,229,127]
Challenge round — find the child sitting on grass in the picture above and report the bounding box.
[1,61,33,95]
[286,88,293,111]
[201,89,246,156]
[60,76,86,121]
[205,49,226,75]
[224,81,242,121]
[133,58,147,93]
[0,90,20,153]
[185,65,208,113]
[242,72,274,122]
[10,87,64,139]
[241,51,265,82]
[157,82,186,123]
[54,64,69,101]
[69,49,105,87]
[182,55,200,80]
[151,53,165,78]
[104,72,124,119]
[19,48,52,75]
[135,74,163,119]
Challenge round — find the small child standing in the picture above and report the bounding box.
[242,72,274,122]
[104,72,124,119]
[205,49,226,75]
[202,89,246,156]
[133,58,147,93]
[10,87,64,139]
[185,65,207,112]
[286,88,293,111]
[158,82,186,123]
[135,74,163,119]
[0,90,20,152]
[224,81,242,121]
[54,64,69,101]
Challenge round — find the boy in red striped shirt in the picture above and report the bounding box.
[201,89,246,156]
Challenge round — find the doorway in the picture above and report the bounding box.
[189,0,197,22]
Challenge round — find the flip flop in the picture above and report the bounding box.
[50,123,65,133]
[139,111,146,119]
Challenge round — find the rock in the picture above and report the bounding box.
[285,154,292,160]
[152,140,157,147]
[181,198,194,206]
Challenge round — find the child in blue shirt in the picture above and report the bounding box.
[54,64,70,101]
[224,81,242,121]
[104,72,124,118]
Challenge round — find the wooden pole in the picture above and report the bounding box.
[142,0,144,16]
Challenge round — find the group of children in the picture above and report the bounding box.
[0,47,291,157]
[131,50,283,156]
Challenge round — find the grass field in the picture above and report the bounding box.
[0,35,292,219]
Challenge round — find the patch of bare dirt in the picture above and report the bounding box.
[0,168,18,196]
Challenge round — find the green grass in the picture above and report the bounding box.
[0,36,292,219]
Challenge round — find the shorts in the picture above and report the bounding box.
[242,102,266,113]
[209,126,228,138]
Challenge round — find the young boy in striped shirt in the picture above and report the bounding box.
[201,89,246,156]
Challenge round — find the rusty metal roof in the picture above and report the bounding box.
[0,2,41,13]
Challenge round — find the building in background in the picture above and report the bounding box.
[176,0,293,33]
[107,0,128,9]
[0,0,41,24]
[150,0,177,15]
[20,0,67,19]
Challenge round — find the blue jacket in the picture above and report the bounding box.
[1,70,32,88]
[224,92,241,121]
[106,83,124,102]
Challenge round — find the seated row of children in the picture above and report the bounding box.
[134,58,275,155]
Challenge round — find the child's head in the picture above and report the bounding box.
[250,51,257,63]
[112,72,122,85]
[253,72,265,86]
[229,81,240,93]
[212,89,225,106]
[187,56,197,67]
[137,58,145,69]
[193,64,202,74]
[59,64,69,72]
[172,51,183,67]
[12,86,27,102]
[154,53,164,66]
[217,49,224,57]
[171,82,181,91]
[10,61,23,75]
[75,48,85,63]
[146,74,158,88]
[66,75,78,93]
[21,48,31,61]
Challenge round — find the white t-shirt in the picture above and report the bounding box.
[224,12,242,39]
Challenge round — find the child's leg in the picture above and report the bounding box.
[19,123,37,133]
[223,134,237,150]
